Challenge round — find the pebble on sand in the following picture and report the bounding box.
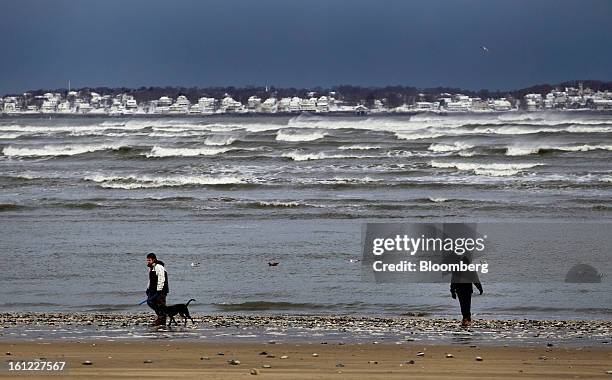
[228,359,241,365]
[81,361,93,365]
[250,368,259,375]
[475,357,483,361]
[312,353,319,357]
[5,352,11,356]
[201,356,210,360]
[605,370,612,374]
[416,352,425,357]
[259,351,267,355]
[406,360,415,365]
[336,363,345,368]
[217,352,225,356]
[446,353,454,358]
[280,355,288,359]
[262,364,272,369]
[143,360,153,364]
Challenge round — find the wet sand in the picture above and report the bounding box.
[2,312,611,346]
[2,340,612,379]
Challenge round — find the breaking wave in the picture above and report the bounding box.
[204,134,238,146]
[2,144,125,157]
[84,173,247,189]
[428,197,448,203]
[338,144,381,150]
[282,150,377,161]
[0,132,24,139]
[145,146,235,157]
[245,200,304,208]
[395,130,444,140]
[276,128,327,142]
[430,160,543,176]
[506,144,612,156]
[428,142,474,153]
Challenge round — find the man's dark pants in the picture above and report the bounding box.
[146,291,167,321]
[456,288,472,321]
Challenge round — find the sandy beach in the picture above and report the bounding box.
[2,313,612,379]
[2,340,612,379]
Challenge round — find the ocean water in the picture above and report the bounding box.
[0,112,611,320]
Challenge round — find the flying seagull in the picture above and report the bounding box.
[481,46,490,54]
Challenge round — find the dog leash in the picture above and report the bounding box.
[138,293,159,305]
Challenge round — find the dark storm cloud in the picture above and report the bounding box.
[1,0,611,94]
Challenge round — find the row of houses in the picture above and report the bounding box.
[523,84,612,111]
[0,92,342,115]
[2,86,611,115]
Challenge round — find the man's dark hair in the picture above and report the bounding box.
[146,252,157,260]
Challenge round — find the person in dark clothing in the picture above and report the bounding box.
[146,253,169,326]
[450,256,483,328]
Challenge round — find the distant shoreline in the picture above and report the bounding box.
[1,109,610,119]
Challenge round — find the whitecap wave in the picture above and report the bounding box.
[506,144,612,156]
[255,201,301,207]
[338,144,381,150]
[458,150,476,157]
[204,134,237,146]
[0,132,24,139]
[505,146,541,156]
[276,129,327,142]
[428,197,448,203]
[3,144,123,157]
[85,173,246,189]
[550,144,612,152]
[475,124,612,135]
[0,123,147,134]
[282,150,377,161]
[428,142,474,153]
[298,176,383,185]
[430,160,542,176]
[145,146,233,157]
[395,130,444,140]
[148,130,206,137]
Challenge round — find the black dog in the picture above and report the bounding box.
[164,299,196,326]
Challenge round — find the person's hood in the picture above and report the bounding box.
[156,260,165,267]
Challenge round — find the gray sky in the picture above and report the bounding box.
[1,0,611,94]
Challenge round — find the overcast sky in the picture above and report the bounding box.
[1,0,611,94]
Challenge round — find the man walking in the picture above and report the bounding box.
[450,256,483,328]
[146,253,169,326]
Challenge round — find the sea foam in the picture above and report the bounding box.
[430,160,542,176]
[85,173,246,189]
[276,129,327,142]
[3,144,123,157]
[145,146,234,157]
